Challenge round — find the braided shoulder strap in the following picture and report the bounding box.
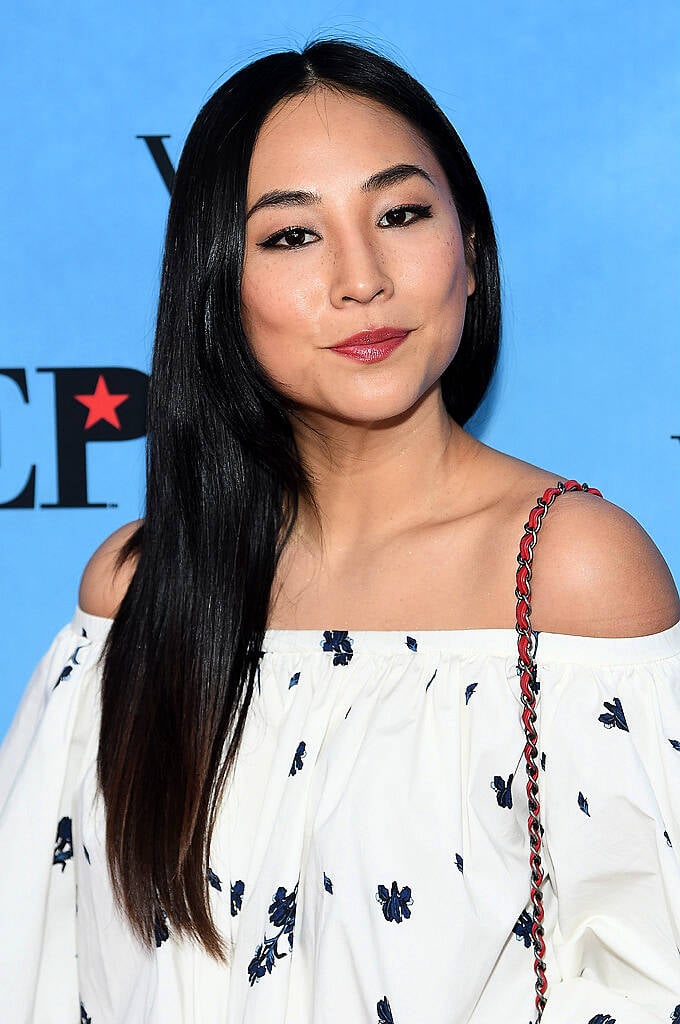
[515,479,603,1021]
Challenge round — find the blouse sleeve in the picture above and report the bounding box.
[0,608,109,1024]
[538,622,680,1024]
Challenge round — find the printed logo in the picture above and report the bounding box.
[0,367,148,509]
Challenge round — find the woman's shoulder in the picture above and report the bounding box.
[78,519,143,619]
[493,453,680,638]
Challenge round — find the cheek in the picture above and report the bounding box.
[241,264,322,361]
[406,233,469,315]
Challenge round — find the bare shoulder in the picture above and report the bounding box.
[525,488,680,637]
[78,519,143,619]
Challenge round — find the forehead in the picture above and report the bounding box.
[247,87,443,191]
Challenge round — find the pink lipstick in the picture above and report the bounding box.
[330,327,410,363]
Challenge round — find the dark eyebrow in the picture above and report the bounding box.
[246,189,320,221]
[246,163,436,221]
[361,163,435,193]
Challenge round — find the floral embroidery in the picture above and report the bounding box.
[80,1002,92,1024]
[289,672,300,689]
[455,853,463,873]
[208,868,222,891]
[83,844,90,864]
[425,670,437,691]
[321,630,354,666]
[53,638,90,689]
[464,682,477,705]
[289,741,307,776]
[377,996,395,1023]
[406,636,417,652]
[154,911,169,947]
[53,817,73,871]
[578,791,590,816]
[491,774,513,809]
[231,880,245,917]
[247,882,298,984]
[665,830,673,847]
[671,1005,680,1023]
[512,910,532,948]
[324,872,333,894]
[540,751,546,770]
[669,739,680,751]
[54,664,73,688]
[376,881,413,923]
[587,1016,616,1024]
[598,698,629,732]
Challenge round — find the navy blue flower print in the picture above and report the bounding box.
[80,1002,92,1024]
[208,868,222,892]
[345,706,352,719]
[671,1005,680,1023]
[289,672,300,689]
[455,853,463,873]
[321,630,354,666]
[425,670,437,692]
[53,817,73,871]
[54,664,73,688]
[83,844,91,864]
[53,639,90,689]
[247,881,298,984]
[377,996,395,1023]
[587,1016,616,1024]
[154,911,169,947]
[669,739,680,751]
[71,640,87,665]
[248,939,279,984]
[231,879,245,917]
[578,791,590,816]
[406,635,417,652]
[324,872,333,894]
[376,881,413,923]
[289,741,307,776]
[491,773,513,809]
[464,682,477,705]
[598,697,629,732]
[269,885,297,936]
[665,830,673,847]
[540,751,546,770]
[512,910,532,948]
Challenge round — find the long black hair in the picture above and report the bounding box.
[98,38,501,959]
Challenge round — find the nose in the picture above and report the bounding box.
[329,233,394,308]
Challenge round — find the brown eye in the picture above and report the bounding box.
[383,208,409,227]
[279,228,308,247]
[258,226,319,250]
[378,204,432,229]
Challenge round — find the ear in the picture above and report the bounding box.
[465,229,476,297]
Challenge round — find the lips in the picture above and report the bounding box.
[331,327,411,350]
[328,327,411,364]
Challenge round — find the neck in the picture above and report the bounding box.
[286,385,477,557]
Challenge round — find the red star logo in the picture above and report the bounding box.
[74,374,130,430]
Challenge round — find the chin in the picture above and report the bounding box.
[309,386,434,427]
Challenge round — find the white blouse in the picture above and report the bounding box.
[1,606,680,1024]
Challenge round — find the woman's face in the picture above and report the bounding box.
[241,88,475,423]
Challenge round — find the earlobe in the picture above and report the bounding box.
[466,263,476,297]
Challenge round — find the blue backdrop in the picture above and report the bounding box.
[2,1,678,739]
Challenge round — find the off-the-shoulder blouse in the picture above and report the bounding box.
[1,606,680,1023]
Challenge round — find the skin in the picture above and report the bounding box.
[80,87,680,637]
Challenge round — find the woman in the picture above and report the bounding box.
[1,39,679,1024]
